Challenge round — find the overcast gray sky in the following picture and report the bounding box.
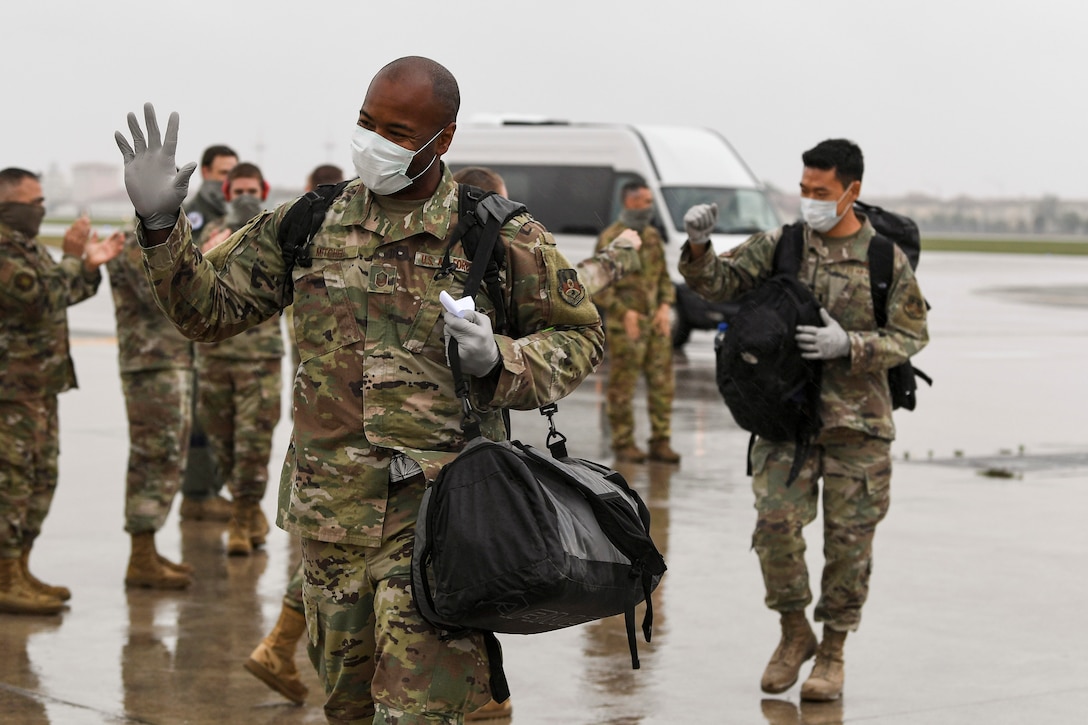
[6,0,1086,199]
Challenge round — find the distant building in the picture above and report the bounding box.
[72,162,123,209]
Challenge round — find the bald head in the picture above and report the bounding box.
[374,56,460,125]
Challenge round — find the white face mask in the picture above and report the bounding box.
[800,185,853,233]
[350,125,444,195]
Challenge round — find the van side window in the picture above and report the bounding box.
[450,164,615,236]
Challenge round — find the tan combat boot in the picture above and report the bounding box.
[157,554,194,575]
[125,532,191,589]
[21,546,71,601]
[614,444,647,463]
[466,697,513,721]
[179,493,233,522]
[0,557,65,615]
[227,499,261,556]
[761,610,818,694]
[250,506,270,549]
[648,438,681,464]
[801,627,847,702]
[244,604,309,703]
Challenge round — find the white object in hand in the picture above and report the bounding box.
[439,290,475,318]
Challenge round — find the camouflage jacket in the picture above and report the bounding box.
[592,221,675,321]
[194,217,284,361]
[0,223,101,399]
[137,167,603,546]
[576,240,641,297]
[106,231,194,373]
[678,215,929,440]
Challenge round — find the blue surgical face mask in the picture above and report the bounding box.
[800,186,853,233]
[350,125,444,195]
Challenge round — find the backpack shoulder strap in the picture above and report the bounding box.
[773,222,806,277]
[441,184,527,334]
[277,179,351,280]
[476,192,527,230]
[438,184,489,281]
[446,184,525,439]
[867,232,895,328]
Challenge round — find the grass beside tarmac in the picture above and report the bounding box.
[923,237,1088,255]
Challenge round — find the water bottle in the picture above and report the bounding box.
[714,321,729,353]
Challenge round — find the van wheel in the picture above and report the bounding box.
[672,314,692,348]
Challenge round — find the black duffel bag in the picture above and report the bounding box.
[413,425,665,634]
[412,405,666,702]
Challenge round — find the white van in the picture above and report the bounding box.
[443,120,781,345]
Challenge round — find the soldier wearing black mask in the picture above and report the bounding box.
[0,167,123,614]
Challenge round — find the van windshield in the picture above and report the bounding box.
[660,187,780,235]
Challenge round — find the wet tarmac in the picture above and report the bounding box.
[2,252,1087,724]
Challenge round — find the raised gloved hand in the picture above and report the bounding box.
[611,227,643,251]
[443,310,501,377]
[683,203,718,245]
[796,308,850,360]
[114,103,197,230]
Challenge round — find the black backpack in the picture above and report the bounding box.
[854,200,920,270]
[851,201,932,411]
[714,236,825,485]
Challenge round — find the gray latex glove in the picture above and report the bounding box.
[796,308,850,360]
[114,103,198,230]
[443,310,501,377]
[684,203,718,245]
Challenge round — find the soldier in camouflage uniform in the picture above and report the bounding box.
[178,144,239,522]
[0,168,123,614]
[593,180,680,464]
[679,139,929,702]
[106,228,196,589]
[115,56,603,724]
[183,144,237,243]
[194,163,283,557]
[244,164,346,706]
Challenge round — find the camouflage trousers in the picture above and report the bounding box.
[0,397,59,558]
[284,560,304,613]
[750,428,892,631]
[301,471,491,725]
[196,357,282,503]
[604,319,675,448]
[121,369,193,534]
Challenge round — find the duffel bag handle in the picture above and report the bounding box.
[539,403,568,458]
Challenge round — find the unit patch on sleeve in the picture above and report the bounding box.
[557,268,585,307]
[14,271,35,292]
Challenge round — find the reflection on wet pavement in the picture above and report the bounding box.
[760,698,843,725]
[3,253,1088,724]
